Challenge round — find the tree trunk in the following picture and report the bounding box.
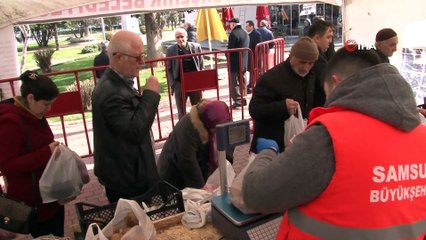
[84,23,90,37]
[54,24,59,51]
[145,13,163,67]
[18,25,31,73]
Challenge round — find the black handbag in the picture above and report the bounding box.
[0,111,37,233]
[0,193,36,233]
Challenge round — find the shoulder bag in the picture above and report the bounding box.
[0,114,37,233]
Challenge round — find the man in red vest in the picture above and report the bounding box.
[242,48,426,239]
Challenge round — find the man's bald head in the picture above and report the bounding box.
[108,30,145,78]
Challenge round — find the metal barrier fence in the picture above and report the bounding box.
[255,37,286,78]
[0,39,284,157]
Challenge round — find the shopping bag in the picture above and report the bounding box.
[284,104,307,147]
[0,193,35,234]
[204,160,235,195]
[84,223,108,240]
[39,144,88,203]
[85,199,156,240]
[229,153,258,214]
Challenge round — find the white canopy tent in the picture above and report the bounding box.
[0,0,339,81]
[2,0,426,47]
[1,0,425,53]
[0,0,341,29]
[343,0,426,48]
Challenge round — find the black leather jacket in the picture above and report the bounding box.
[92,68,160,196]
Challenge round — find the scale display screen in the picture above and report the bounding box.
[228,125,247,145]
[216,120,250,150]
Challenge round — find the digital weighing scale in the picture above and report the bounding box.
[212,120,282,240]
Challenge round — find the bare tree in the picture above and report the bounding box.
[30,24,55,47]
[64,20,91,38]
[104,17,120,31]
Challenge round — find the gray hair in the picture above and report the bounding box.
[175,28,188,37]
[260,20,268,27]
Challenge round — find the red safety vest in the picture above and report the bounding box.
[276,107,426,240]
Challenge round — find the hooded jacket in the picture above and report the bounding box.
[242,63,423,214]
[157,103,210,189]
[157,101,233,189]
[0,98,62,223]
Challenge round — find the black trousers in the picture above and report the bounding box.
[30,206,65,237]
[105,186,149,203]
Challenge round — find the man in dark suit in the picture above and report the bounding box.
[245,20,262,94]
[167,28,204,119]
[93,42,110,81]
[228,18,250,109]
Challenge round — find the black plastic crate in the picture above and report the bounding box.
[75,181,185,234]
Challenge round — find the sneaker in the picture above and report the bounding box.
[232,100,247,109]
[232,102,242,109]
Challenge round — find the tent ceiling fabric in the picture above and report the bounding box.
[0,0,105,29]
[0,0,341,29]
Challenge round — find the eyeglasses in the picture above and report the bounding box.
[113,52,144,62]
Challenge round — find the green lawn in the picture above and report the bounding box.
[22,45,98,71]
[17,38,70,52]
[18,33,173,123]
[48,57,168,96]
[20,39,168,94]
[46,58,168,123]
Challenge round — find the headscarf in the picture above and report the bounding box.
[198,100,231,174]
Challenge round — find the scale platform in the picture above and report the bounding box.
[211,195,282,240]
[212,121,282,239]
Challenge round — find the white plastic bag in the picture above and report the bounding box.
[84,223,108,240]
[85,199,156,240]
[39,144,88,203]
[180,188,214,229]
[204,160,235,195]
[284,104,307,147]
[229,153,258,214]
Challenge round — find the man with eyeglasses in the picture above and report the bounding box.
[92,30,161,203]
[166,28,204,119]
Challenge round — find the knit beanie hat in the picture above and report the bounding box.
[199,100,230,130]
[290,37,319,62]
[375,28,397,41]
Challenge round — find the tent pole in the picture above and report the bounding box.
[341,0,347,43]
[206,9,213,68]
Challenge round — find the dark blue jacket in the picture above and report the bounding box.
[257,26,274,49]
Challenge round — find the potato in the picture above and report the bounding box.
[122,226,131,235]
[110,232,122,240]
[112,225,120,234]
[124,212,138,228]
